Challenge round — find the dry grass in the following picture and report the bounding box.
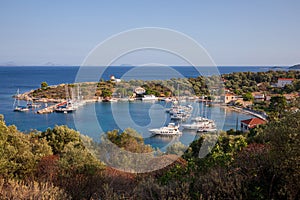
[0,178,70,200]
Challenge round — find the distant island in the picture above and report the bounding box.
[289,64,300,69]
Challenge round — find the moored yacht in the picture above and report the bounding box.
[149,123,182,136]
[14,105,29,112]
[55,101,76,113]
[142,95,158,101]
[13,89,29,112]
[182,117,216,130]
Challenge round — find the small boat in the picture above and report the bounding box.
[55,101,76,113]
[13,89,29,112]
[102,98,118,102]
[168,104,193,115]
[182,117,216,130]
[170,113,189,121]
[14,105,30,112]
[27,102,41,108]
[149,123,182,136]
[197,127,218,133]
[161,97,173,102]
[142,95,158,101]
[109,98,118,102]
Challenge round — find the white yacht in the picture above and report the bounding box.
[13,89,29,112]
[182,117,216,130]
[55,101,76,113]
[142,95,158,101]
[197,126,218,133]
[14,106,29,112]
[149,123,182,136]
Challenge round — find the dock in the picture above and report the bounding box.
[36,104,57,114]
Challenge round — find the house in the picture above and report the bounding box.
[241,118,266,132]
[277,78,294,88]
[252,92,265,102]
[221,93,238,104]
[110,75,121,83]
[134,87,146,95]
[283,93,298,102]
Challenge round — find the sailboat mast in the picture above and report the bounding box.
[235,116,239,131]
[65,85,69,101]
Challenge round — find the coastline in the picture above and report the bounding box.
[17,87,267,120]
[215,104,267,120]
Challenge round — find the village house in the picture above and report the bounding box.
[252,92,265,102]
[241,117,266,132]
[221,92,238,104]
[110,75,121,83]
[283,93,298,103]
[276,78,294,88]
[134,87,146,95]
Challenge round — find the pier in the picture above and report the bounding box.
[36,104,57,114]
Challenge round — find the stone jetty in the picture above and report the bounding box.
[37,104,57,114]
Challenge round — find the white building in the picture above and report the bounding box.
[110,75,121,83]
[241,118,266,132]
[252,92,265,102]
[277,78,294,88]
[134,87,146,95]
[221,93,238,104]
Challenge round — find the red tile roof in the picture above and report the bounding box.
[278,78,294,81]
[241,118,266,128]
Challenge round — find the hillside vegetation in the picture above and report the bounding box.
[0,110,299,199]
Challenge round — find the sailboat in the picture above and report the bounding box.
[13,89,29,112]
[55,85,76,113]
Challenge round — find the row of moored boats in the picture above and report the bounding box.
[149,103,217,136]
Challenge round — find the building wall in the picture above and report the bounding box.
[241,122,249,132]
[277,80,293,88]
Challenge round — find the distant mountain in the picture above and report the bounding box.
[289,64,300,69]
[1,61,18,66]
[270,66,285,69]
[44,62,59,66]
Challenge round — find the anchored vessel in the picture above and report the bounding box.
[13,89,29,112]
[149,123,182,136]
[182,117,215,130]
[55,101,76,113]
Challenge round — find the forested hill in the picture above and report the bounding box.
[289,64,300,69]
[222,70,300,94]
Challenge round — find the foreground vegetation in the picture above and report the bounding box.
[0,110,299,199]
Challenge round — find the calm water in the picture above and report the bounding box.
[0,66,284,149]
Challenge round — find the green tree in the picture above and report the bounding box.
[41,81,48,89]
[242,92,254,101]
[0,119,52,179]
[101,89,112,98]
[269,95,287,113]
[265,112,300,199]
[166,142,187,155]
[39,125,82,155]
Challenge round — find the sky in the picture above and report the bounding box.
[0,0,299,66]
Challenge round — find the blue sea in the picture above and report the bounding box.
[0,66,287,149]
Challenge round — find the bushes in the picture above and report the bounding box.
[0,178,70,200]
[0,113,299,199]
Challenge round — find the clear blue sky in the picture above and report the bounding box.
[0,0,299,66]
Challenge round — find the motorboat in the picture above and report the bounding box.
[149,123,182,136]
[142,95,158,101]
[182,117,216,130]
